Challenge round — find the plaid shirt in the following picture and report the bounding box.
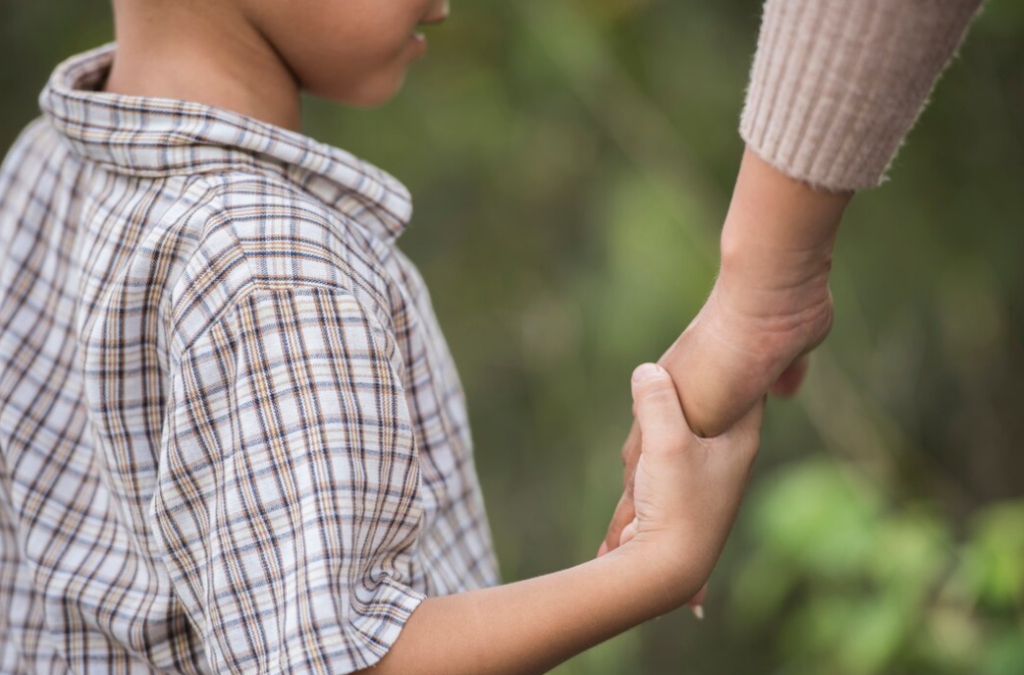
[0,44,500,674]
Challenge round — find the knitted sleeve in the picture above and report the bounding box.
[740,0,985,192]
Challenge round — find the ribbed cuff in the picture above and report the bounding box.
[740,0,984,193]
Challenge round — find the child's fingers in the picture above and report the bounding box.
[618,517,639,547]
[687,584,707,620]
[631,363,689,455]
[769,353,810,397]
[600,489,635,557]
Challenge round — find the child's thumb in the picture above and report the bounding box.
[631,363,689,453]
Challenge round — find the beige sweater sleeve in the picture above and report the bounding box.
[740,0,985,192]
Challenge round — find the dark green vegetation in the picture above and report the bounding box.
[3,1,1023,672]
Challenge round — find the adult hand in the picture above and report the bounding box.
[598,148,850,589]
[598,271,829,562]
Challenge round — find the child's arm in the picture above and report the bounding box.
[162,288,757,674]
[363,365,763,675]
[361,546,681,675]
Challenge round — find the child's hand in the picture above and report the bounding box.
[615,363,763,600]
[355,362,760,675]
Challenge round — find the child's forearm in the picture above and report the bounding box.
[364,542,692,675]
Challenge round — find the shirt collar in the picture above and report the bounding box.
[39,43,413,241]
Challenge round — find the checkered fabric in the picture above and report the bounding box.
[0,44,500,674]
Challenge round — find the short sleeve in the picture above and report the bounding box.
[154,286,425,674]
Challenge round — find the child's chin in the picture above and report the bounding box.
[318,72,409,109]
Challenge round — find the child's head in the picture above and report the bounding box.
[111,0,449,108]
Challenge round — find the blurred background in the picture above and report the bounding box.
[3,0,1024,673]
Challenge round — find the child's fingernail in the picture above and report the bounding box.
[596,541,608,558]
[632,363,660,383]
[691,605,705,620]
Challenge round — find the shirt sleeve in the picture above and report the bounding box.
[740,0,985,192]
[154,285,425,674]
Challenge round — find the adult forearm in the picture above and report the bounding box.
[365,543,692,675]
[717,147,849,310]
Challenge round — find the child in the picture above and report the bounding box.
[0,1,762,673]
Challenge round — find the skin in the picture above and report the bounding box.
[599,148,854,575]
[368,367,762,674]
[103,1,765,671]
[105,0,449,128]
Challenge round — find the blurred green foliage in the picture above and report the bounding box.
[3,0,1023,673]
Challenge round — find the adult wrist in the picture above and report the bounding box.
[720,147,849,292]
[718,204,838,295]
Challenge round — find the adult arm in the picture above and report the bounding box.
[743,0,986,193]
[601,0,986,558]
[683,0,988,438]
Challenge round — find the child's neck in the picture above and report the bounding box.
[104,2,303,131]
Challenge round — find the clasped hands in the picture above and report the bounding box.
[597,243,836,615]
[596,147,848,616]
